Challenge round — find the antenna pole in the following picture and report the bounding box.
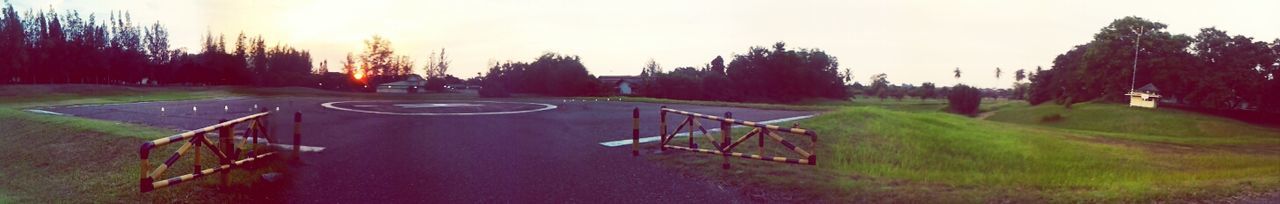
[1130,26,1142,91]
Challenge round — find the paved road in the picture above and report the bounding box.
[46,97,815,203]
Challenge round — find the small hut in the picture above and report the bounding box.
[1125,83,1160,108]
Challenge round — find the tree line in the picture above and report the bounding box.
[636,42,851,103]
[479,53,600,97]
[0,3,316,86]
[1028,16,1280,112]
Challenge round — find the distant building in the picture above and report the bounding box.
[377,74,426,93]
[445,84,482,90]
[598,76,641,95]
[1125,83,1160,108]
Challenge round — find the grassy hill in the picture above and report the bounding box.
[985,102,1280,147]
[653,100,1280,202]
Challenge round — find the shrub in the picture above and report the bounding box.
[948,84,982,115]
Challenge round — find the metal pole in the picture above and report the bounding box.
[1131,26,1142,91]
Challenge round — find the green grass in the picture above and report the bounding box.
[0,85,319,202]
[985,102,1280,146]
[651,102,1280,202]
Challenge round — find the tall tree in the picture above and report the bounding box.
[360,35,393,77]
[870,73,889,101]
[709,55,725,75]
[995,67,1002,82]
[422,48,449,78]
[1015,69,1026,82]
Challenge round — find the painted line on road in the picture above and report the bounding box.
[63,96,250,108]
[321,100,557,116]
[598,114,817,147]
[25,109,68,116]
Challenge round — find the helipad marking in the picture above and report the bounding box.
[393,103,484,108]
[598,114,816,147]
[25,109,68,116]
[321,100,557,116]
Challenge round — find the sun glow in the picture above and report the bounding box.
[353,67,366,80]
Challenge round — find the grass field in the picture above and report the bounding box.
[649,98,1280,202]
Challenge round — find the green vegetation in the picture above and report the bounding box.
[986,102,1280,146]
[0,85,347,202]
[653,101,1280,202]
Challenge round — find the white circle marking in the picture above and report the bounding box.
[321,100,557,116]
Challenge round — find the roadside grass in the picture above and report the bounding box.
[0,85,326,202]
[0,107,289,203]
[985,102,1280,146]
[651,106,1280,202]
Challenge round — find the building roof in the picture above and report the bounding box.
[1136,83,1159,92]
[379,75,427,87]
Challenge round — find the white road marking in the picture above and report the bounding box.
[393,103,484,108]
[25,109,68,116]
[321,100,557,116]
[598,114,817,147]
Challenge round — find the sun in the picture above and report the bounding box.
[353,67,366,80]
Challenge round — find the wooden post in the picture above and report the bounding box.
[659,106,667,151]
[294,111,302,160]
[759,128,767,156]
[139,142,152,192]
[687,117,696,149]
[722,112,732,169]
[193,133,202,175]
[632,107,639,157]
[218,119,231,186]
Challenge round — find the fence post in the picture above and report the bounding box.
[193,133,202,175]
[722,112,732,169]
[139,142,153,192]
[294,111,302,160]
[218,119,231,186]
[632,107,639,157]
[659,106,667,151]
[687,117,696,149]
[759,128,767,156]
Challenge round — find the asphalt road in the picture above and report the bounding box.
[46,97,815,203]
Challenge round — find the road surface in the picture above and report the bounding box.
[46,97,815,203]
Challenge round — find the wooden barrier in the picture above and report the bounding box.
[633,107,818,168]
[138,110,301,192]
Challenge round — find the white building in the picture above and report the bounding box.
[599,76,640,95]
[377,75,427,93]
[1125,83,1160,108]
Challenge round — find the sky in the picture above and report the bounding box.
[12,0,1280,88]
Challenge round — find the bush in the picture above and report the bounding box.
[948,84,982,115]
[478,82,510,98]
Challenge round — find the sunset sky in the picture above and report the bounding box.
[13,0,1280,88]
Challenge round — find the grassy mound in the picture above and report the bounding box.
[985,102,1280,146]
[660,106,1280,202]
